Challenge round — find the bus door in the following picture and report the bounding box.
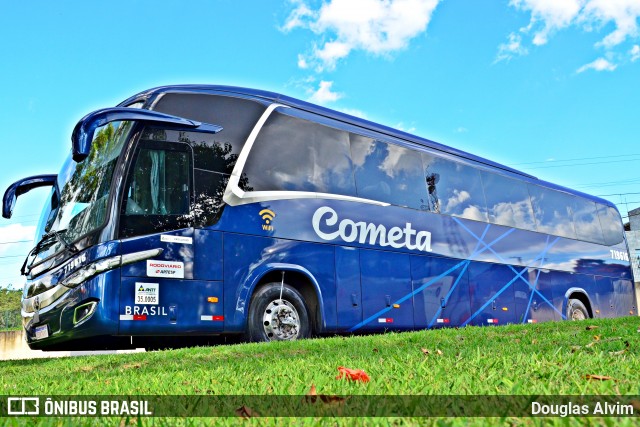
[524,270,563,322]
[336,246,362,328]
[611,278,636,317]
[359,249,414,330]
[117,139,223,334]
[411,255,471,328]
[593,276,616,318]
[468,262,517,326]
[513,268,540,323]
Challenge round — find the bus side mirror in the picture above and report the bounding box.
[3,174,57,219]
[71,107,223,162]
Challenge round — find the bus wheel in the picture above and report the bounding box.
[246,283,311,342]
[567,299,589,320]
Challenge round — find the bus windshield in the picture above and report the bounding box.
[34,121,130,254]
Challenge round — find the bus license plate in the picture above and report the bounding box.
[34,325,49,340]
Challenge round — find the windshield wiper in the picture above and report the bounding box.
[21,229,78,275]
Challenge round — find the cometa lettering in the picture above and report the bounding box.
[312,206,432,252]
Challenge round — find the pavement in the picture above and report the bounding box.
[0,330,144,360]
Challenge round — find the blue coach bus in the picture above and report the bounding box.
[3,85,637,350]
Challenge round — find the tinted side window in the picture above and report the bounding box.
[528,186,576,239]
[597,204,624,245]
[241,111,357,196]
[351,136,428,209]
[422,154,488,222]
[153,93,266,156]
[481,172,535,230]
[571,198,605,244]
[151,94,266,226]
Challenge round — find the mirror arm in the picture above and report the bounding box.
[71,107,223,162]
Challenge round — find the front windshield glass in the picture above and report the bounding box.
[34,121,130,252]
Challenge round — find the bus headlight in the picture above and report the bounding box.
[62,256,121,288]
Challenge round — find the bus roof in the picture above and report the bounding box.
[119,84,616,209]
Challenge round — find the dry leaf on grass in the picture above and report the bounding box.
[584,374,613,381]
[122,363,141,369]
[421,348,443,356]
[304,384,346,404]
[585,325,598,330]
[235,405,259,418]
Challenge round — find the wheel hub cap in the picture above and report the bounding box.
[262,299,300,340]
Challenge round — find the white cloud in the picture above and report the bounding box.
[582,0,640,48]
[379,143,420,178]
[297,54,309,69]
[308,80,343,104]
[502,0,640,68]
[461,205,486,222]
[314,41,351,70]
[284,0,441,71]
[576,57,617,72]
[631,44,640,61]
[445,190,471,212]
[509,0,584,46]
[281,1,314,33]
[495,32,529,62]
[455,126,468,133]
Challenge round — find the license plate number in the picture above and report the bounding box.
[34,325,49,340]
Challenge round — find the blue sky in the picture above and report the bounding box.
[1,0,639,288]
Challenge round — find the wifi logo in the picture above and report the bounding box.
[259,209,276,231]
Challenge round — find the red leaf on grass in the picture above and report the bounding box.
[336,366,370,383]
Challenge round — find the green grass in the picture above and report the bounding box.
[0,289,22,331]
[2,316,640,426]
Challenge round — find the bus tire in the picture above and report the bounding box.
[246,282,311,342]
[567,298,589,320]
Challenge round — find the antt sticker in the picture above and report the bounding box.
[135,282,159,305]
